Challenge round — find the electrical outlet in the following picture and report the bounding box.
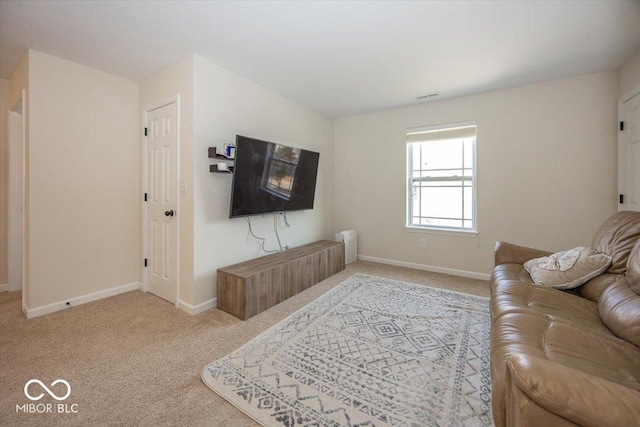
[420,238,427,249]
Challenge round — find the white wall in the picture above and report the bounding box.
[140,55,195,306]
[0,78,8,287]
[334,71,619,277]
[193,55,334,306]
[619,50,640,98]
[27,50,140,310]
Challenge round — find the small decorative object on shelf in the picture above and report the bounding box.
[224,143,236,159]
[208,147,234,159]
[210,164,234,173]
[209,146,235,173]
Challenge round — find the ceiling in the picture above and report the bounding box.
[1,1,639,118]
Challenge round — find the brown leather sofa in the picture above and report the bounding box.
[490,211,640,427]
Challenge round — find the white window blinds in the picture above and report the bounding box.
[406,124,476,143]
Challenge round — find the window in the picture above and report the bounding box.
[406,122,476,232]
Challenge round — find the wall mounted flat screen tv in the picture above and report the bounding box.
[229,135,320,218]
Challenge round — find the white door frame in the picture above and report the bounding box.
[618,84,640,211]
[620,84,640,104]
[7,90,26,300]
[142,95,181,306]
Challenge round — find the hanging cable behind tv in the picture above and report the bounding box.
[245,217,278,254]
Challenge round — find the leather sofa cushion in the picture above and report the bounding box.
[494,241,553,266]
[507,354,640,427]
[491,313,640,427]
[591,211,640,274]
[627,239,640,294]
[492,316,640,385]
[506,380,579,427]
[490,264,610,334]
[491,263,534,289]
[578,273,623,302]
[599,279,640,347]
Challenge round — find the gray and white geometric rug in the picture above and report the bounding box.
[202,273,492,427]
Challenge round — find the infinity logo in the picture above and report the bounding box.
[24,379,71,401]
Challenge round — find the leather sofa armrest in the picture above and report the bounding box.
[507,354,640,427]
[494,241,552,266]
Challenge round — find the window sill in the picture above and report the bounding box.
[404,226,479,238]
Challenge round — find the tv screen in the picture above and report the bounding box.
[229,135,320,218]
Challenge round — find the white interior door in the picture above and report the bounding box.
[619,90,640,212]
[7,101,23,293]
[146,102,178,303]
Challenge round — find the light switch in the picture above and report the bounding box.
[179,180,187,193]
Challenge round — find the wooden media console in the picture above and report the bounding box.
[217,240,345,320]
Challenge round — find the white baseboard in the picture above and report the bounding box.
[176,297,217,315]
[25,282,142,319]
[0,283,7,292]
[358,255,491,281]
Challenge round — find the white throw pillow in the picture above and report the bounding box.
[523,246,611,290]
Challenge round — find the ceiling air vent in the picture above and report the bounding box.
[417,93,439,101]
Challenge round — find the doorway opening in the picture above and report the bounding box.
[7,91,26,314]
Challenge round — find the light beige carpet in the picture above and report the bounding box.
[0,261,489,426]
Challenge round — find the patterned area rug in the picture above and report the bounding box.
[202,273,492,426]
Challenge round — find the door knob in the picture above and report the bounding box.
[165,210,174,217]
